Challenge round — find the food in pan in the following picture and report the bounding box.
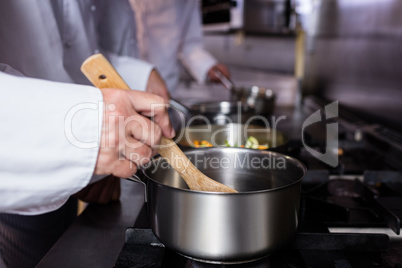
[192,136,269,150]
[193,140,214,148]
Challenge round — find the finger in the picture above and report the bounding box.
[208,64,230,82]
[126,90,175,138]
[122,136,153,167]
[208,67,222,81]
[146,69,170,104]
[151,104,175,139]
[112,158,138,178]
[126,90,167,115]
[216,64,230,78]
[123,115,162,148]
[160,90,171,105]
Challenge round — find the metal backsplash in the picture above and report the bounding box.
[302,0,402,131]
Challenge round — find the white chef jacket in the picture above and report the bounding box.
[129,0,217,92]
[0,71,103,215]
[0,0,153,215]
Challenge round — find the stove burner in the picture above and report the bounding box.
[179,253,270,265]
[327,179,361,198]
[184,254,271,268]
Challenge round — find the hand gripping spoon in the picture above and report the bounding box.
[81,54,238,193]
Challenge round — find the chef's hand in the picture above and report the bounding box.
[73,175,121,204]
[146,69,170,104]
[95,88,175,178]
[207,63,230,82]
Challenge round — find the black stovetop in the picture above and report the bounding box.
[115,229,390,268]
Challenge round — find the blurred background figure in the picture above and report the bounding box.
[129,0,230,93]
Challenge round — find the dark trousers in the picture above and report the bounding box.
[0,197,77,268]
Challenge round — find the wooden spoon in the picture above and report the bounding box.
[81,54,238,193]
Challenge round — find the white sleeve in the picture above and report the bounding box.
[0,63,24,77]
[178,1,217,84]
[107,52,153,91]
[0,72,103,215]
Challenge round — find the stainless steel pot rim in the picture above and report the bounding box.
[190,101,247,113]
[191,144,288,152]
[179,122,287,131]
[141,147,307,195]
[236,86,275,99]
[191,100,239,107]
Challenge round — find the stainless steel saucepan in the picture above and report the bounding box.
[169,98,273,129]
[168,73,276,130]
[170,99,250,117]
[214,70,276,115]
[131,148,306,263]
[169,99,253,129]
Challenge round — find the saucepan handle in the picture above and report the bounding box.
[169,98,192,117]
[127,172,148,203]
[168,98,193,132]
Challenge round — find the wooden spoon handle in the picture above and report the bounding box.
[157,137,200,188]
[81,54,131,89]
[81,55,178,158]
[157,138,237,192]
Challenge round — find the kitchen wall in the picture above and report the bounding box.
[302,0,402,131]
[204,33,295,74]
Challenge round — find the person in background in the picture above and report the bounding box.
[128,0,231,93]
[0,1,172,267]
